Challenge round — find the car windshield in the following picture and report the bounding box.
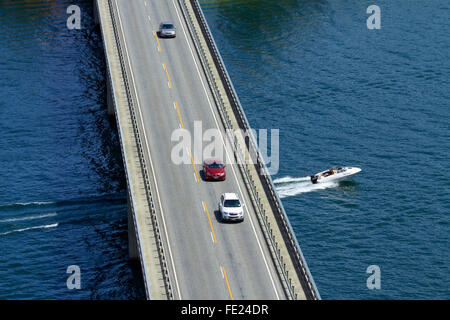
[224,199,241,207]
[162,24,174,29]
[207,162,223,169]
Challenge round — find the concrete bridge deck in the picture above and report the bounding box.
[96,0,320,300]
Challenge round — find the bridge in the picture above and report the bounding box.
[95,0,320,300]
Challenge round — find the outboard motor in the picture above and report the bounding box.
[310,175,318,184]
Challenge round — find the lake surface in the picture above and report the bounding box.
[0,0,448,299]
[0,0,144,299]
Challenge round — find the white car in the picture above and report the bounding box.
[158,22,176,38]
[219,193,244,222]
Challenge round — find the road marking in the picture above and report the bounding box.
[176,103,199,182]
[114,0,182,299]
[188,146,200,182]
[174,101,184,129]
[163,63,173,88]
[203,201,217,244]
[153,31,161,52]
[144,1,147,6]
[172,0,280,299]
[222,266,234,300]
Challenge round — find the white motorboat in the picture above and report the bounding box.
[310,167,361,184]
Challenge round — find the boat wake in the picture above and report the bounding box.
[273,176,338,198]
[0,201,54,209]
[0,223,58,236]
[0,212,57,223]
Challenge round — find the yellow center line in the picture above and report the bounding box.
[203,201,217,244]
[222,266,234,300]
[188,146,200,182]
[163,63,173,88]
[175,101,199,182]
[174,102,184,129]
[154,30,161,52]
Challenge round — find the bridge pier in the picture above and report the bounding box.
[128,195,139,260]
[94,0,99,25]
[106,76,115,116]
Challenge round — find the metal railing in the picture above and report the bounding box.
[105,0,173,299]
[179,0,320,300]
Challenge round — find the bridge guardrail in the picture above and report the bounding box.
[106,0,173,299]
[179,0,320,300]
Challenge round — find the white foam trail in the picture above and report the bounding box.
[0,212,57,223]
[0,223,58,236]
[0,201,54,208]
[273,176,310,184]
[274,176,338,198]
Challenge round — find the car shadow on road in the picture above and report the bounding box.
[213,209,242,224]
[200,169,207,182]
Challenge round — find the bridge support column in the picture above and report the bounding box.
[106,75,115,116]
[128,195,140,260]
[94,0,99,25]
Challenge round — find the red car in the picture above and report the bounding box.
[203,158,226,181]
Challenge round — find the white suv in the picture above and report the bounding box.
[219,193,244,222]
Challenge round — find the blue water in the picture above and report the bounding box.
[1,0,448,300]
[200,0,450,299]
[0,0,144,299]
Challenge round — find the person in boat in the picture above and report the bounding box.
[323,169,333,177]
